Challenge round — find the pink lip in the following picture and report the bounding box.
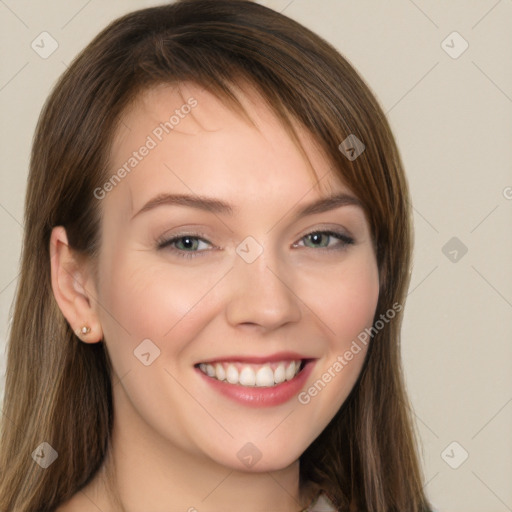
[195,359,316,407]
[196,351,312,365]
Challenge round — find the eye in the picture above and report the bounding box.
[157,229,355,260]
[294,230,354,251]
[157,234,213,259]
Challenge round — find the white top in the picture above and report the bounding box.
[304,491,338,512]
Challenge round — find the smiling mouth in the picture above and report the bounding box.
[194,359,309,388]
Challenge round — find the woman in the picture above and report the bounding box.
[0,1,433,510]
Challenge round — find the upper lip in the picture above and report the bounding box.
[196,351,315,365]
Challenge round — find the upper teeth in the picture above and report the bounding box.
[198,360,302,387]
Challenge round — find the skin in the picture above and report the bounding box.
[51,81,379,512]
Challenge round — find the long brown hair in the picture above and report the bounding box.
[0,1,433,510]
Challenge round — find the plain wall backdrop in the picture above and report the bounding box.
[1,1,511,511]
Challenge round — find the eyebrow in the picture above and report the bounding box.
[131,191,363,220]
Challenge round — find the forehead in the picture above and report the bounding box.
[106,81,353,217]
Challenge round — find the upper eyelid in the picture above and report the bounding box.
[159,220,356,239]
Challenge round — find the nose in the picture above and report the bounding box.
[224,245,302,331]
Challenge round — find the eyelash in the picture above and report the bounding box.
[156,230,355,260]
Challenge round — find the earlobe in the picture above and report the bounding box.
[49,226,103,344]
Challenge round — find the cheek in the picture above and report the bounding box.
[331,272,379,348]
[96,250,228,366]
[297,253,379,418]
[305,254,380,349]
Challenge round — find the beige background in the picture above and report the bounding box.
[1,1,511,511]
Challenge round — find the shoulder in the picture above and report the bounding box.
[54,489,102,512]
[54,494,85,512]
[54,472,109,512]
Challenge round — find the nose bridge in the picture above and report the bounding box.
[224,237,302,329]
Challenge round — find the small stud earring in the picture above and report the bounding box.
[80,325,91,335]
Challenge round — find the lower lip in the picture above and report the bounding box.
[195,360,316,407]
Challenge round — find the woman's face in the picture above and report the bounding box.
[91,82,379,471]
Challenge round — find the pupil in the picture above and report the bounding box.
[311,233,322,245]
[182,237,195,249]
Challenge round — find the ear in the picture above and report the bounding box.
[49,226,103,343]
